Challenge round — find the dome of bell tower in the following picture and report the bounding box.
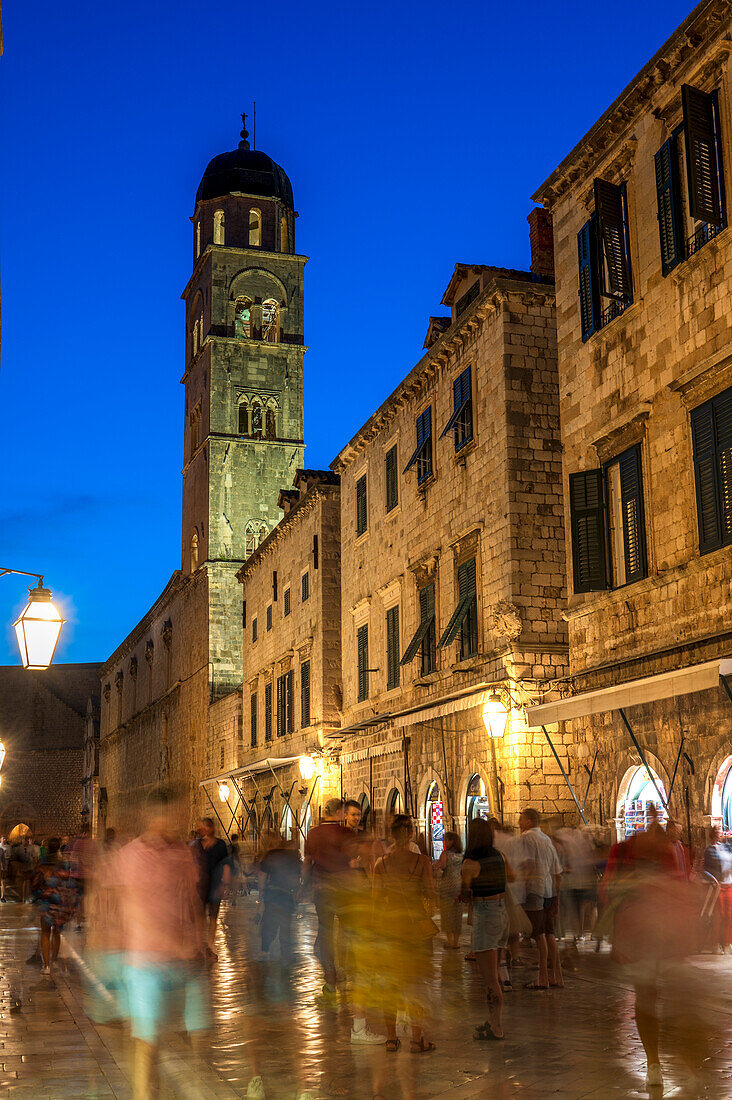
[195,115,293,209]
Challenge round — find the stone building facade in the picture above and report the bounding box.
[0,663,101,839]
[330,220,570,853]
[529,0,732,843]
[99,120,306,831]
[207,471,342,844]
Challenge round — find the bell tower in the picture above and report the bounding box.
[181,116,306,694]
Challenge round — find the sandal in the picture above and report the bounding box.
[385,1038,401,1052]
[474,1021,504,1041]
[524,981,549,990]
[549,980,564,988]
[409,1038,436,1053]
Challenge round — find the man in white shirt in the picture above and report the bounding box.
[519,808,563,989]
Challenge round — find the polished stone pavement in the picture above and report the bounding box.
[0,896,730,1099]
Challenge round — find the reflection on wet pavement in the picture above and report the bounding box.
[1,898,731,1098]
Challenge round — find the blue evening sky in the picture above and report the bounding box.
[0,0,693,664]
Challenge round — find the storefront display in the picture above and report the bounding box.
[426,781,444,860]
[617,765,668,840]
[466,773,490,829]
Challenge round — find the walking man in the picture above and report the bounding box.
[519,808,563,990]
[193,818,230,959]
[303,798,352,1002]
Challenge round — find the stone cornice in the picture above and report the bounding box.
[236,483,339,581]
[101,571,191,673]
[533,1,732,209]
[330,277,554,473]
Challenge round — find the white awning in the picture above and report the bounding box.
[199,756,300,787]
[390,686,491,730]
[526,658,732,727]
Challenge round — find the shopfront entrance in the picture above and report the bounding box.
[712,756,732,835]
[465,773,490,833]
[616,765,668,840]
[425,780,444,860]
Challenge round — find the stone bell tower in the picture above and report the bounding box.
[181,116,306,695]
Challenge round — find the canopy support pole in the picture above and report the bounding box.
[618,707,668,811]
[266,763,306,841]
[721,674,732,705]
[541,726,588,826]
[668,737,685,802]
[229,776,258,839]
[582,750,599,813]
[202,785,233,842]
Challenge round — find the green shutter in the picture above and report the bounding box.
[385,445,399,512]
[682,84,723,227]
[276,675,284,737]
[265,683,272,741]
[437,558,477,649]
[250,693,258,747]
[357,625,369,701]
[618,446,647,584]
[594,179,632,299]
[691,400,722,554]
[715,388,732,545]
[356,475,367,535]
[404,407,433,480]
[386,606,400,689]
[301,661,311,727]
[655,139,682,274]
[401,583,435,665]
[569,470,607,592]
[286,671,294,733]
[578,219,600,341]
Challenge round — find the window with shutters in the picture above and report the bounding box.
[403,407,433,485]
[266,604,272,631]
[284,587,291,617]
[569,446,648,594]
[252,616,258,643]
[301,660,311,727]
[250,692,258,747]
[385,445,399,512]
[577,179,632,341]
[690,386,732,555]
[386,606,400,690]
[357,624,369,702]
[401,582,437,675]
[437,558,478,659]
[286,670,294,733]
[441,367,473,451]
[302,571,310,602]
[655,85,725,276]
[356,474,368,537]
[238,399,249,435]
[264,682,272,742]
[276,674,285,737]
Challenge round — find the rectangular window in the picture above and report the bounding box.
[691,386,732,554]
[569,445,648,593]
[356,474,367,536]
[577,179,632,340]
[437,558,478,659]
[385,445,399,512]
[441,367,473,451]
[250,692,258,748]
[284,587,291,617]
[301,659,311,727]
[264,682,272,742]
[455,281,479,317]
[401,582,436,674]
[252,616,258,643]
[403,406,433,485]
[357,624,369,702]
[266,604,272,631]
[302,571,310,602]
[386,605,400,690]
[655,85,725,275]
[276,674,285,737]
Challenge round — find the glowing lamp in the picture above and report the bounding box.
[298,754,316,781]
[482,690,508,739]
[13,583,64,670]
[218,782,230,803]
[0,741,5,772]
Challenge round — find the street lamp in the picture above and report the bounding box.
[482,690,509,739]
[2,569,65,670]
[218,782,230,803]
[298,754,316,781]
[0,741,5,772]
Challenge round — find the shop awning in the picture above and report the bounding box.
[328,683,491,740]
[199,755,300,787]
[526,657,732,727]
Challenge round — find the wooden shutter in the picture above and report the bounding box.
[577,220,599,340]
[569,470,607,592]
[301,661,311,727]
[286,671,294,733]
[284,587,291,616]
[276,676,284,737]
[691,401,722,553]
[250,693,257,747]
[357,625,369,701]
[401,583,435,665]
[682,84,722,227]
[715,388,732,545]
[385,445,398,512]
[302,571,309,601]
[594,178,632,299]
[618,446,647,583]
[356,475,367,535]
[438,558,476,648]
[386,606,400,689]
[265,682,272,741]
[655,139,682,274]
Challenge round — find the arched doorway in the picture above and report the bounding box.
[386,787,403,821]
[281,804,294,841]
[425,780,444,860]
[616,765,668,840]
[7,823,32,842]
[358,792,371,832]
[711,755,732,835]
[300,804,312,857]
[466,774,490,828]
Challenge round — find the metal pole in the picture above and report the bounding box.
[202,784,233,842]
[618,708,668,811]
[266,762,306,840]
[721,674,732,705]
[581,750,599,813]
[668,737,685,802]
[541,726,589,826]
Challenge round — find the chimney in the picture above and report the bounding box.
[527,208,554,278]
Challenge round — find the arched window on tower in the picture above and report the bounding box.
[198,314,204,349]
[245,521,268,557]
[249,209,261,247]
[280,215,288,252]
[195,220,201,258]
[190,531,199,571]
[238,399,249,435]
[190,405,201,455]
[213,209,225,245]
[234,296,252,339]
[251,401,263,436]
[262,299,279,343]
[265,406,277,439]
[192,321,199,356]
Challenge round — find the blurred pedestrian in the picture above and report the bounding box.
[0,836,7,902]
[193,818,230,959]
[228,833,243,905]
[258,833,301,964]
[31,837,78,976]
[436,831,463,948]
[519,807,563,989]
[303,798,351,1002]
[666,819,691,879]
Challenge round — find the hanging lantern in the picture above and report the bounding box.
[482,690,509,739]
[218,782,230,803]
[0,741,5,772]
[298,754,316,781]
[13,583,65,670]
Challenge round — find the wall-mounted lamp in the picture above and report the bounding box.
[218,782,230,803]
[482,690,509,739]
[298,754,316,781]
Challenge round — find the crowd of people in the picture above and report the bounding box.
[0,795,730,1097]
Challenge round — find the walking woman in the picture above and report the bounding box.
[373,814,436,1053]
[436,831,464,948]
[31,837,78,975]
[461,817,514,1041]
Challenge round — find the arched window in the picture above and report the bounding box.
[234,296,252,339]
[192,321,199,356]
[262,299,279,342]
[280,215,288,252]
[249,209,261,246]
[238,400,249,435]
[213,209,225,244]
[190,531,199,571]
[245,521,267,557]
[258,523,268,544]
[251,402,263,435]
[198,314,204,348]
[195,220,201,258]
[265,407,276,439]
[190,406,201,454]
